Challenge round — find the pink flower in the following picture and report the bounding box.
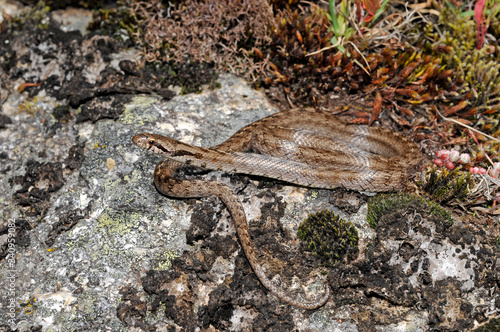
[459,153,471,164]
[448,150,460,162]
[436,150,449,160]
[471,167,486,174]
[434,159,444,166]
[469,167,486,174]
[445,161,455,170]
[488,162,500,178]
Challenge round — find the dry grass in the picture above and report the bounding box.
[130,0,275,80]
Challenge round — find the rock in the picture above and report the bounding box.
[0,7,498,329]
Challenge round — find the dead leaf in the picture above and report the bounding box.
[369,92,383,125]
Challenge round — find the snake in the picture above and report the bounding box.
[132,108,422,309]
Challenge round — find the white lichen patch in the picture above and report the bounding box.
[425,243,476,290]
[210,255,236,285]
[35,290,77,311]
[229,306,259,331]
[387,214,477,291]
[297,308,359,332]
[350,203,377,242]
[166,273,190,300]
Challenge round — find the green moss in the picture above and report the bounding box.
[367,193,453,228]
[298,210,358,266]
[1,3,51,35]
[52,104,71,122]
[87,6,139,44]
[421,166,471,203]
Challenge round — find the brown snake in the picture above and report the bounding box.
[132,108,421,309]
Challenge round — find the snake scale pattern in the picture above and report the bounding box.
[133,108,422,309]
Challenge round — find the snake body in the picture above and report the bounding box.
[132,108,421,309]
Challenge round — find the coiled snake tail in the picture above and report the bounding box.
[154,160,331,310]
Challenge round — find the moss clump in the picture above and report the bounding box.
[298,210,358,266]
[367,193,453,228]
[421,166,471,204]
[0,3,51,35]
[88,6,139,46]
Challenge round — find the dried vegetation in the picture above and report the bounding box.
[129,0,274,80]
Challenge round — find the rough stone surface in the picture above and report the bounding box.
[0,5,498,332]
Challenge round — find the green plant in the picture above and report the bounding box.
[421,166,471,204]
[298,210,358,266]
[326,0,389,55]
[327,0,355,55]
[367,194,453,228]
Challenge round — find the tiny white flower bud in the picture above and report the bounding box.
[449,150,460,162]
[459,153,470,164]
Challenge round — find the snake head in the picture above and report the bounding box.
[132,133,176,156]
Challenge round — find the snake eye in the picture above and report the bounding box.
[148,139,155,145]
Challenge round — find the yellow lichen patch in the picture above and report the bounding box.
[20,297,37,315]
[97,211,141,236]
[156,249,180,271]
[93,142,107,149]
[18,96,41,117]
[119,96,159,125]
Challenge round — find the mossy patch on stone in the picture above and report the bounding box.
[367,193,453,229]
[298,210,358,266]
